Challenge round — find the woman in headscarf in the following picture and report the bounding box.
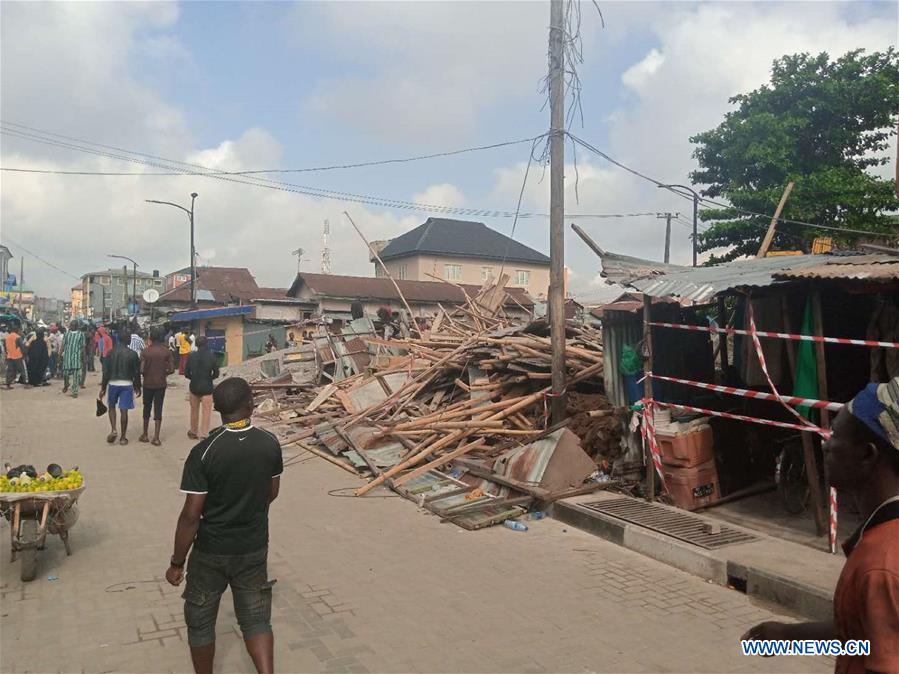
[25,327,50,387]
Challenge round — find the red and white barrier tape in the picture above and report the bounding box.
[648,321,899,349]
[640,399,666,489]
[830,487,838,554]
[647,373,844,412]
[746,304,828,437]
[651,401,833,436]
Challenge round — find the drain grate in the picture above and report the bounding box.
[580,498,759,550]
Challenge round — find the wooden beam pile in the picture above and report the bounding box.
[251,276,622,528]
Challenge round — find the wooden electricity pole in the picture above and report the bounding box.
[658,212,673,263]
[548,0,567,424]
[756,181,795,258]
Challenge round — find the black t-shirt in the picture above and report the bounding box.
[180,425,283,555]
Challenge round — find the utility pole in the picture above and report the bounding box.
[548,0,567,425]
[658,184,701,266]
[18,256,23,316]
[658,212,673,263]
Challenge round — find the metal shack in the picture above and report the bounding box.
[591,249,899,552]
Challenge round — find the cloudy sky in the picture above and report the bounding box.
[1,1,896,300]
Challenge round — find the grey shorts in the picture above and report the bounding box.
[182,547,274,647]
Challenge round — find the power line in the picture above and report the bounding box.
[1,124,675,222]
[1,125,542,218]
[0,236,80,280]
[566,132,891,239]
[1,120,545,175]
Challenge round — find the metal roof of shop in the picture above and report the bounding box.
[598,251,897,303]
[170,305,254,322]
[771,254,899,281]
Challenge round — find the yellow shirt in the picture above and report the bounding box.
[178,333,191,355]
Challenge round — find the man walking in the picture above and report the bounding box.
[185,336,220,440]
[48,325,61,379]
[61,321,86,397]
[178,328,192,376]
[165,377,282,674]
[4,323,26,388]
[744,378,899,673]
[139,327,174,446]
[99,329,141,446]
[129,329,146,356]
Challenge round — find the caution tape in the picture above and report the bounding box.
[746,303,827,437]
[830,487,839,554]
[651,401,833,436]
[648,321,899,349]
[647,373,845,412]
[640,399,666,489]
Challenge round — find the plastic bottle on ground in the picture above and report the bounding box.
[503,519,528,531]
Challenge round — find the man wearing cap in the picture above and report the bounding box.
[743,378,899,674]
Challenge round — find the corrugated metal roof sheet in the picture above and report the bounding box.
[772,255,899,281]
[602,253,895,302]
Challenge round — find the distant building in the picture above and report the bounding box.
[0,286,35,320]
[80,268,163,319]
[71,285,84,319]
[165,266,193,291]
[0,245,12,287]
[34,297,67,324]
[155,267,263,314]
[374,218,551,299]
[287,272,534,328]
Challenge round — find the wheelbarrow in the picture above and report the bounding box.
[0,486,85,582]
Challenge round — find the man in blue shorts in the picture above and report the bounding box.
[99,329,142,446]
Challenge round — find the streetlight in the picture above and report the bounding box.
[658,184,700,267]
[146,193,198,307]
[108,254,139,316]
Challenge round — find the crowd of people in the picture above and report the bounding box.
[1,318,222,447]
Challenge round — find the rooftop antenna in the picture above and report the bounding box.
[321,219,332,274]
[291,247,305,274]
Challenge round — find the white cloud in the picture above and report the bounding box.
[0,3,420,298]
[296,2,551,145]
[412,183,467,208]
[621,48,665,91]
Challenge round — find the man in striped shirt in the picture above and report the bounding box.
[61,321,86,398]
[129,330,146,356]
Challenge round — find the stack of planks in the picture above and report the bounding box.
[251,275,621,528]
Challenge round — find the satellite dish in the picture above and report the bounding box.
[143,288,160,304]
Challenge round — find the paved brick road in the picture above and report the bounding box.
[1,374,830,673]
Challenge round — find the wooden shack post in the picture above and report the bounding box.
[811,287,837,552]
[717,296,728,373]
[642,295,656,501]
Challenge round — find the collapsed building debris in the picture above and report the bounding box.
[250,275,624,529]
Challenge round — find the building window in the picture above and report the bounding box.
[515,270,530,286]
[99,276,110,286]
[155,279,163,287]
[444,264,462,281]
[398,264,407,280]
[481,266,494,282]
[375,266,386,278]
[116,277,125,286]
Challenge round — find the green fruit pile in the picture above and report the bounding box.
[0,469,83,493]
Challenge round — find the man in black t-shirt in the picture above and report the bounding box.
[165,377,283,674]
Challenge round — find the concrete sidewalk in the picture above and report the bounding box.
[1,375,830,673]
[554,491,843,620]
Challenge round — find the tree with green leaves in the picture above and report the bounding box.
[690,49,899,261]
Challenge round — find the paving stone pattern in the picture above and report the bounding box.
[1,375,831,673]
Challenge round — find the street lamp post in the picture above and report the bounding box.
[108,254,139,316]
[146,193,198,307]
[658,184,700,267]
